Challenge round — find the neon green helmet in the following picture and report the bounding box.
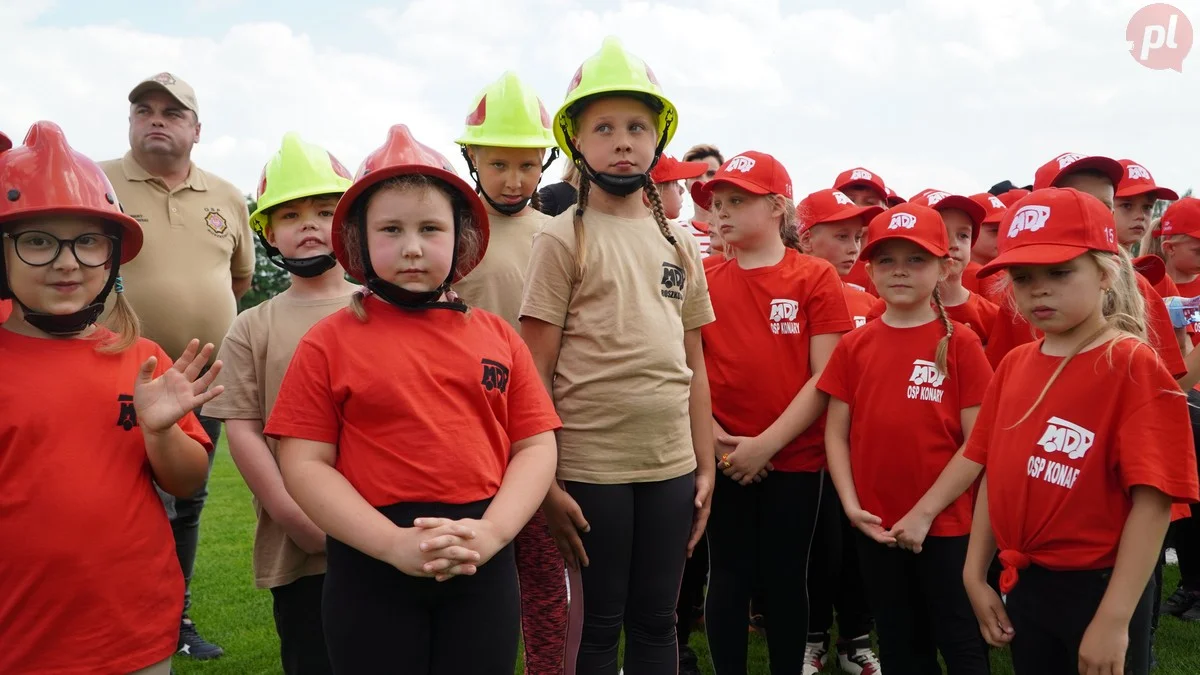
[553,36,678,156]
[456,72,557,149]
[250,132,353,235]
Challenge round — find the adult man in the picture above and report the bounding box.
[101,72,254,662]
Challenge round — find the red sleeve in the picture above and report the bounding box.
[1116,356,1198,502]
[963,360,1007,464]
[805,262,856,335]
[954,327,994,408]
[1140,277,1187,379]
[503,328,563,443]
[151,344,213,453]
[985,302,1036,369]
[866,298,885,322]
[816,337,854,402]
[262,336,340,444]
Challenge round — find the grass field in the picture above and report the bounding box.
[176,437,1200,675]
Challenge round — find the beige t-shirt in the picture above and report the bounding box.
[100,153,255,360]
[520,210,715,484]
[201,289,353,588]
[454,210,549,330]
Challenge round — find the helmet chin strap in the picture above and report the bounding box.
[355,211,466,313]
[559,116,672,198]
[256,234,338,279]
[461,147,560,216]
[0,238,123,336]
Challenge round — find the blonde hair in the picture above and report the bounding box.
[1007,249,1148,427]
[98,290,141,353]
[340,174,484,322]
[562,162,581,188]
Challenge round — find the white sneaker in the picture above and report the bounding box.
[838,639,882,675]
[802,639,829,675]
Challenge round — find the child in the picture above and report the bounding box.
[650,154,710,255]
[453,71,570,675]
[1160,198,1200,344]
[520,37,716,674]
[200,132,355,675]
[834,167,889,295]
[699,152,857,674]
[968,193,1009,305]
[985,152,1187,384]
[1115,159,1181,297]
[682,142,723,223]
[797,188,883,327]
[962,187,1199,675]
[694,180,729,266]
[264,124,561,674]
[0,121,218,675]
[818,203,993,674]
[886,188,907,207]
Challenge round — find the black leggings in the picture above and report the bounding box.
[807,472,874,643]
[705,470,824,675]
[565,473,695,675]
[321,500,519,675]
[1006,565,1155,675]
[856,533,989,675]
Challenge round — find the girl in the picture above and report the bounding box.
[266,125,561,674]
[817,203,994,674]
[962,187,1198,675]
[453,71,570,675]
[794,187,884,673]
[1115,159,1180,299]
[700,152,858,674]
[0,122,218,675]
[520,37,715,674]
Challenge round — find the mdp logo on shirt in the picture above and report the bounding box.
[116,394,138,431]
[480,359,510,394]
[768,298,801,335]
[906,359,946,402]
[661,262,685,300]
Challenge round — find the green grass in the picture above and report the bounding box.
[176,436,1200,674]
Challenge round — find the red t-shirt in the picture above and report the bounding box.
[264,297,562,507]
[962,262,983,294]
[843,283,875,329]
[844,259,877,296]
[704,252,730,272]
[0,328,212,675]
[818,319,994,536]
[964,339,1198,592]
[985,273,1187,378]
[866,292,999,346]
[703,249,854,472]
[0,300,10,323]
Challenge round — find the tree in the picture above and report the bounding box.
[237,194,291,313]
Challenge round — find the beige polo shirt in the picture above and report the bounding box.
[101,153,254,360]
[520,210,715,484]
[453,210,549,330]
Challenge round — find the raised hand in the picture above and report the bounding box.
[134,339,224,434]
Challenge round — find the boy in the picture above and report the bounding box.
[202,133,356,675]
[833,167,891,295]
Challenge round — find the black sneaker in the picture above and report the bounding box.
[1181,602,1200,623]
[177,617,224,660]
[679,645,701,675]
[1163,587,1200,617]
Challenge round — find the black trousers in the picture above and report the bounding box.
[565,473,696,675]
[1006,564,1155,675]
[270,573,332,675]
[321,499,519,675]
[856,533,989,675]
[705,470,823,675]
[676,531,708,647]
[807,472,874,643]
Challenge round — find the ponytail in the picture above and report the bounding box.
[779,197,801,253]
[98,287,141,353]
[645,181,696,282]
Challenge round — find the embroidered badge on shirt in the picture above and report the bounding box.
[205,211,228,236]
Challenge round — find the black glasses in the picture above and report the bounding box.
[2,231,117,268]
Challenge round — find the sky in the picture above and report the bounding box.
[1,0,1197,209]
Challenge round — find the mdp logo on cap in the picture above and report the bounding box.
[889,213,916,230]
[1008,205,1052,238]
[1127,4,1192,72]
[725,155,756,173]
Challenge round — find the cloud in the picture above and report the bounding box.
[0,0,1195,206]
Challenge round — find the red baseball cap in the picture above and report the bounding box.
[690,180,712,211]
[861,204,949,259]
[1160,198,1200,238]
[0,132,11,153]
[1115,159,1179,201]
[885,187,906,206]
[909,189,987,242]
[970,192,1008,225]
[1033,152,1123,191]
[1132,254,1167,285]
[833,167,886,198]
[701,151,792,200]
[996,188,1030,208]
[978,188,1118,279]
[650,154,710,185]
[797,189,884,233]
